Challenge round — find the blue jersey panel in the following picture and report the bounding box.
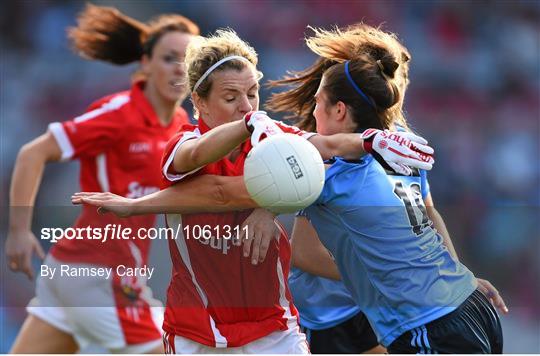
[305,156,476,346]
[289,267,360,330]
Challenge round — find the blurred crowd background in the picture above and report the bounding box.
[1,0,538,353]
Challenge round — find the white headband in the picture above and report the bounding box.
[192,55,252,93]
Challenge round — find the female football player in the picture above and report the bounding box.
[74,28,434,353]
[269,24,504,353]
[273,24,506,354]
[6,4,198,353]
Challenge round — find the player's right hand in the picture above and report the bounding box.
[71,192,134,218]
[6,229,45,280]
[244,111,284,147]
[240,208,280,265]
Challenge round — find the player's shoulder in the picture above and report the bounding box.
[85,89,131,112]
[67,90,131,127]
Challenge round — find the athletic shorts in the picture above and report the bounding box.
[388,289,503,354]
[163,323,309,354]
[27,255,164,353]
[301,311,379,354]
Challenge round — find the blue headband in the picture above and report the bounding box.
[344,61,375,108]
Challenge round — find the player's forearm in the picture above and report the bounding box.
[131,176,257,215]
[427,206,459,261]
[309,133,364,160]
[292,247,341,280]
[174,120,250,173]
[291,217,342,280]
[9,143,53,231]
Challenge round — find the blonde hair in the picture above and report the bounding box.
[268,23,411,132]
[185,29,261,98]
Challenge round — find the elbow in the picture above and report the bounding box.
[19,134,60,164]
[214,177,257,210]
[213,183,228,207]
[188,145,203,168]
[173,144,205,174]
[188,141,213,170]
[212,182,253,209]
[18,142,45,165]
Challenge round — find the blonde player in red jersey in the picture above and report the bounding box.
[5,4,198,353]
[74,29,433,354]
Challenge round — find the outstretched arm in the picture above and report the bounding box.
[72,175,257,216]
[308,130,434,175]
[73,175,277,266]
[248,112,434,175]
[172,120,250,174]
[170,112,272,174]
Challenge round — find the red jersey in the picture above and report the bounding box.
[49,81,189,268]
[160,118,314,348]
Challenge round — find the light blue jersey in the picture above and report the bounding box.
[289,169,431,331]
[289,267,360,330]
[303,155,477,347]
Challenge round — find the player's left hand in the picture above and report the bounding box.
[240,208,280,265]
[477,278,509,314]
[361,129,435,175]
[71,191,135,217]
[244,111,284,147]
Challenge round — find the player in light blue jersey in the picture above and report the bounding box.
[267,23,504,353]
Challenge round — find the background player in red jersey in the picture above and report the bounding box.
[5,4,198,353]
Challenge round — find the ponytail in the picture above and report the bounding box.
[68,4,147,65]
[268,23,412,132]
[68,4,199,65]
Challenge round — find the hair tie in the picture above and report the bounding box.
[344,61,375,108]
[376,59,391,81]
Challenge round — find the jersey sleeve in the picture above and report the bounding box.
[161,127,202,187]
[420,169,431,199]
[47,95,130,161]
[275,121,318,140]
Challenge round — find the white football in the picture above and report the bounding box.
[244,133,325,214]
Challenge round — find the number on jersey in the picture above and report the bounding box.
[393,182,430,236]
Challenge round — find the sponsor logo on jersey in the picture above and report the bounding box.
[129,142,152,153]
[196,234,242,255]
[126,182,159,199]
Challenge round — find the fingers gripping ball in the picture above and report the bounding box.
[244,134,325,214]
